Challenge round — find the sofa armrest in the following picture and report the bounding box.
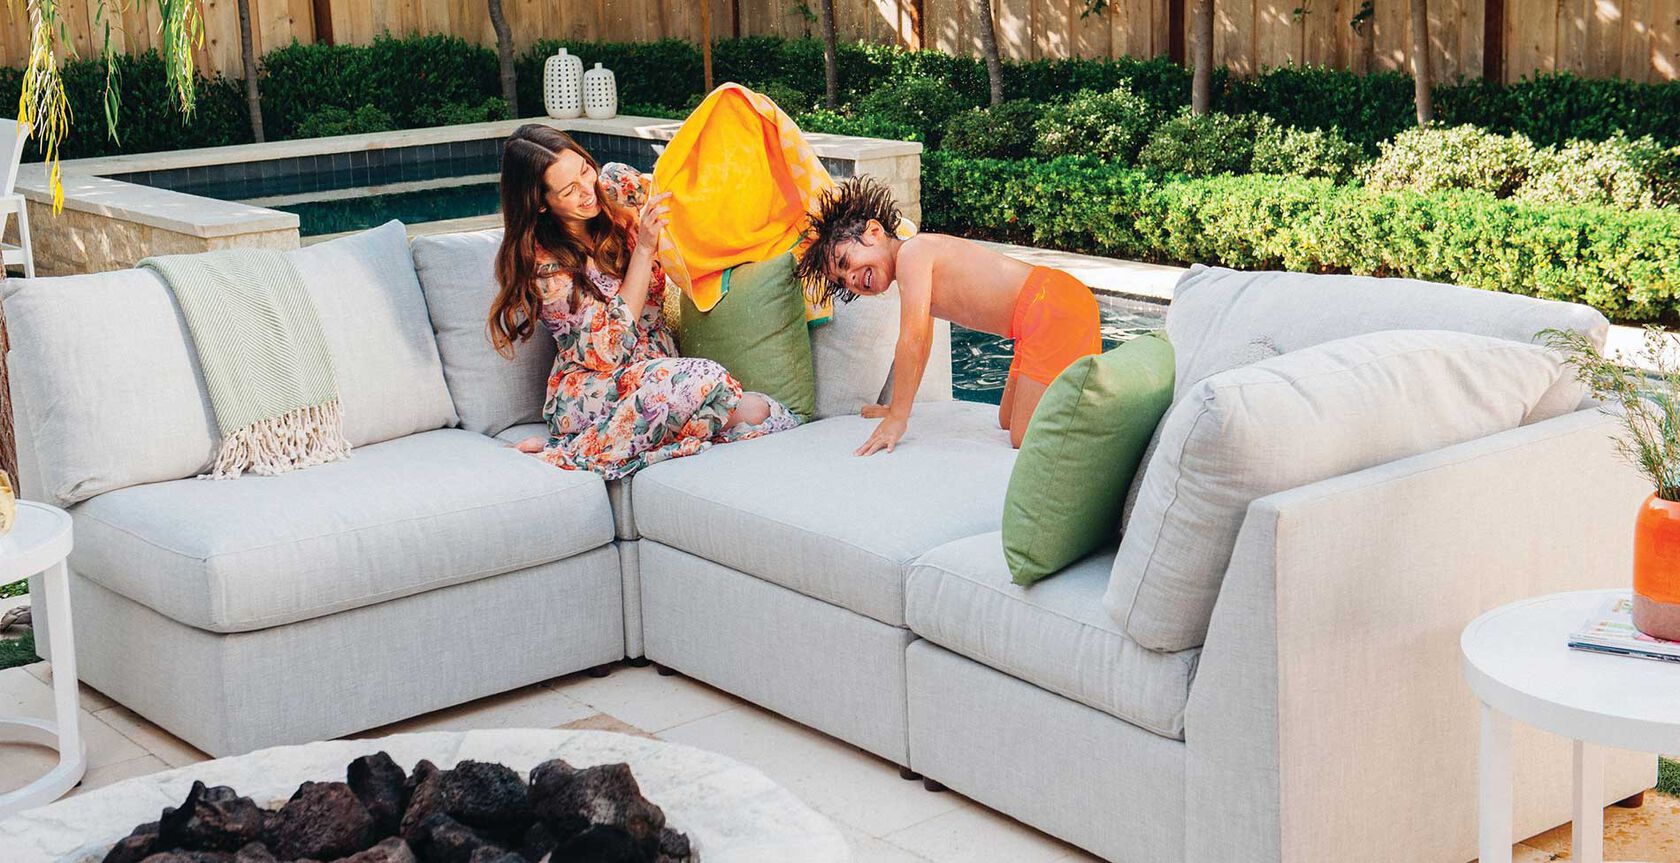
[1183,408,1654,863]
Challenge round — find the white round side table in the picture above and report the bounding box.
[0,501,83,819]
[1462,589,1680,863]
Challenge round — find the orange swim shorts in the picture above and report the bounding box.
[1007,266,1102,387]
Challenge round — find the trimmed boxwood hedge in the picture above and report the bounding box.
[923,152,1680,322]
[7,33,1680,320]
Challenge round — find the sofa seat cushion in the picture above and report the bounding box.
[70,429,614,633]
[633,401,1016,626]
[498,423,636,540]
[906,532,1197,739]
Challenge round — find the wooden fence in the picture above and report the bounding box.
[3,0,1676,84]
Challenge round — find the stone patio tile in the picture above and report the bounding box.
[0,667,146,772]
[24,661,118,713]
[557,712,658,739]
[658,702,963,837]
[837,822,931,862]
[549,664,742,734]
[1520,789,1680,862]
[882,801,1093,863]
[73,755,169,796]
[351,682,595,737]
[94,705,211,769]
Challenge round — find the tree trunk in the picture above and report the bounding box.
[976,0,1004,106]
[1410,0,1434,124]
[701,0,714,92]
[1190,0,1214,114]
[488,0,518,117]
[819,0,839,109]
[236,0,264,142]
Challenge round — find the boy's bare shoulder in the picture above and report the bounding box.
[899,232,972,262]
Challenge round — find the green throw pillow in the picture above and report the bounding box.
[674,252,815,421]
[1003,333,1175,586]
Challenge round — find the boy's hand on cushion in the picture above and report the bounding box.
[856,415,907,456]
[860,404,889,418]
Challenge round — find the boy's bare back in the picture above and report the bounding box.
[900,233,1035,336]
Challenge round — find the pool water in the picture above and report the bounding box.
[277,182,501,237]
[952,299,1165,405]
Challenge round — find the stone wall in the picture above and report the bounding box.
[11,200,298,278]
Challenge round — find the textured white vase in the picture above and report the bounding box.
[583,62,618,120]
[543,48,583,119]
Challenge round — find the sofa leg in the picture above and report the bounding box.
[921,778,947,793]
[898,767,922,781]
[1614,791,1645,809]
[655,664,679,677]
[626,657,652,668]
[587,664,613,678]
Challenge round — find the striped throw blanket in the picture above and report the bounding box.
[140,249,351,478]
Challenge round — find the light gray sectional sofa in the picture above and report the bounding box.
[3,221,1653,863]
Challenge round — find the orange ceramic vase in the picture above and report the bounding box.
[1633,493,1680,641]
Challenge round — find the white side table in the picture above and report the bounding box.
[1462,589,1680,863]
[0,501,82,818]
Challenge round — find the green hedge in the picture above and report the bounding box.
[8,34,1680,161]
[923,152,1680,322]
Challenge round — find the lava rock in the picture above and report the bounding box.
[466,849,524,863]
[265,781,378,860]
[438,761,532,837]
[655,826,692,863]
[331,836,418,863]
[560,825,648,863]
[231,843,279,863]
[101,820,161,863]
[517,821,558,862]
[410,812,508,863]
[156,782,268,852]
[399,761,444,843]
[529,762,664,853]
[347,752,409,837]
[135,853,234,863]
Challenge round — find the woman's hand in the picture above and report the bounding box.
[860,404,889,419]
[635,192,673,252]
[855,415,908,456]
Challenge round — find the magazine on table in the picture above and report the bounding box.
[1568,595,1680,663]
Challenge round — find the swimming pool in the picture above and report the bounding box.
[952,297,1165,405]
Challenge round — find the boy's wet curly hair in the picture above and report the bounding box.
[796,176,903,306]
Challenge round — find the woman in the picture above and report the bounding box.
[489,125,797,479]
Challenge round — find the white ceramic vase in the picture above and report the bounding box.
[583,63,618,120]
[543,48,584,119]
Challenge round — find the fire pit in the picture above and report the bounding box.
[0,730,851,863]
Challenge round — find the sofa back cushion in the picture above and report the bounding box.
[1166,266,1609,409]
[411,229,556,437]
[1105,330,1573,652]
[4,220,455,506]
[291,220,458,446]
[810,291,953,419]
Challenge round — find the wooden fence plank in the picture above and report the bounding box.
[8,0,1680,82]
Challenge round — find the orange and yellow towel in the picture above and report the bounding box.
[651,83,836,325]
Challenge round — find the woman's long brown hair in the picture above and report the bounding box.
[489,124,635,356]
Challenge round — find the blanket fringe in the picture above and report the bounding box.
[205,401,353,479]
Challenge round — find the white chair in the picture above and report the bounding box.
[2,119,36,279]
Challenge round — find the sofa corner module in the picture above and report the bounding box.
[1184,409,1653,863]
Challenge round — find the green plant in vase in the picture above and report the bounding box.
[1544,326,1680,640]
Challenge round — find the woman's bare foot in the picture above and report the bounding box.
[861,403,889,418]
[726,394,771,428]
[513,436,545,454]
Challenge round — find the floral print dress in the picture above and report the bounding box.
[533,164,798,480]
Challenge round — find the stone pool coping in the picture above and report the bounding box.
[13,115,922,242]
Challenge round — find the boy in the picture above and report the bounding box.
[796,177,1102,454]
